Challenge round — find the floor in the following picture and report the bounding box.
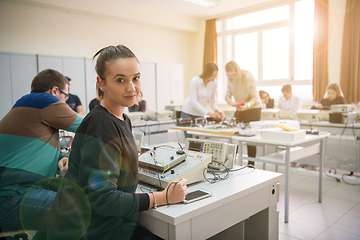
[252,161,360,240]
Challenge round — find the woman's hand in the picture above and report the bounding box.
[236,101,248,111]
[208,112,221,120]
[315,103,323,109]
[58,157,69,173]
[164,179,189,204]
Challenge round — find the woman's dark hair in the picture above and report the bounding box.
[93,45,139,98]
[31,69,69,93]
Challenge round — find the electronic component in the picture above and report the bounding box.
[127,112,144,123]
[261,109,280,120]
[184,138,237,170]
[138,148,212,188]
[143,111,157,121]
[139,148,187,171]
[165,105,182,119]
[331,104,356,113]
[297,110,320,122]
[176,118,192,126]
[329,112,358,124]
[156,110,173,121]
[194,117,207,127]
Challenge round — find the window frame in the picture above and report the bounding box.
[216,0,313,104]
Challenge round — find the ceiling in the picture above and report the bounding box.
[119,0,274,18]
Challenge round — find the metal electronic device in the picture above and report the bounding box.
[329,112,358,124]
[297,110,320,122]
[127,112,144,123]
[143,111,157,121]
[261,109,280,120]
[331,104,356,113]
[156,110,173,121]
[138,147,212,188]
[184,138,237,170]
[165,105,182,119]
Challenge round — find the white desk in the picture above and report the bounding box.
[138,168,282,240]
[133,120,176,146]
[300,121,360,136]
[232,132,330,223]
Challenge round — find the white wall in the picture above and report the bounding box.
[0,0,348,106]
[0,0,204,102]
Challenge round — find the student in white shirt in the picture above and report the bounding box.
[278,84,302,113]
[181,62,223,128]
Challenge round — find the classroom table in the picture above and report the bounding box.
[138,167,282,240]
[232,132,330,223]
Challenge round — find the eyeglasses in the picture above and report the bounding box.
[58,88,69,101]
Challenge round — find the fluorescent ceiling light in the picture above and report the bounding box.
[183,0,221,7]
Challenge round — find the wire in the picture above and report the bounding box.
[202,162,255,183]
[341,172,360,185]
[340,117,349,139]
[152,156,163,189]
[155,145,176,149]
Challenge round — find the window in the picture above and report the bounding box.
[217,0,314,104]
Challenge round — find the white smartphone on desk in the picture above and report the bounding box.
[183,189,212,204]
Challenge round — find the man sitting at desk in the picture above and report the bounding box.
[0,69,84,239]
[279,85,302,113]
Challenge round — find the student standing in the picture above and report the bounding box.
[225,61,262,166]
[180,62,223,124]
[47,45,188,240]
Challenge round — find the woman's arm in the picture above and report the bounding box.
[147,179,188,209]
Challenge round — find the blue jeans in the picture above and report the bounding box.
[0,187,56,236]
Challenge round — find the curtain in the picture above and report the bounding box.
[203,19,218,69]
[340,0,360,103]
[312,0,329,101]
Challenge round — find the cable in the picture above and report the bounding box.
[202,162,255,184]
[152,154,163,189]
[340,117,349,139]
[166,181,179,205]
[325,169,340,182]
[341,172,360,185]
[352,122,356,139]
[155,145,176,149]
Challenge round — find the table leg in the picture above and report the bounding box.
[275,146,279,172]
[263,146,266,170]
[237,141,243,166]
[284,146,291,223]
[318,138,325,203]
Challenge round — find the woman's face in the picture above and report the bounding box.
[209,70,218,82]
[226,71,239,81]
[327,89,337,101]
[98,58,141,108]
[261,93,269,104]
